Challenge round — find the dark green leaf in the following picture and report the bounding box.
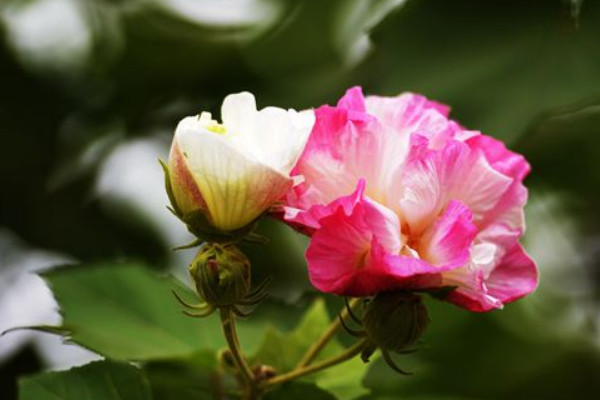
[369,0,600,143]
[43,262,224,360]
[264,381,337,400]
[19,360,151,400]
[143,351,219,400]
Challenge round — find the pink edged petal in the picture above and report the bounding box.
[463,134,530,231]
[365,92,451,126]
[398,135,513,233]
[453,151,513,225]
[485,242,538,304]
[336,86,367,113]
[397,136,465,234]
[306,195,452,296]
[419,200,477,268]
[305,195,405,295]
[466,134,530,181]
[287,101,383,211]
[283,179,366,234]
[332,238,444,296]
[444,276,503,312]
[442,224,537,312]
[442,250,505,312]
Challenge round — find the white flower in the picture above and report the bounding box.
[168,92,315,232]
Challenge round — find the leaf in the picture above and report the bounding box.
[42,262,224,361]
[369,0,600,144]
[18,360,151,400]
[252,298,371,400]
[252,298,333,372]
[40,262,305,362]
[143,351,219,400]
[264,381,338,400]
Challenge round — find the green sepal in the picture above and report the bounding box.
[182,210,259,244]
[159,159,182,217]
[425,285,458,301]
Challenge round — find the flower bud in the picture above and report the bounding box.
[166,92,314,240]
[188,243,251,307]
[363,291,430,354]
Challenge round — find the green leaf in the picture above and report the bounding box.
[252,298,371,400]
[42,262,224,360]
[264,381,337,400]
[18,360,151,400]
[143,351,219,400]
[41,262,305,362]
[252,298,333,372]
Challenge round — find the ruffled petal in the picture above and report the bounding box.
[398,136,513,234]
[486,242,538,303]
[283,179,367,234]
[419,200,477,268]
[306,195,404,295]
[442,223,537,312]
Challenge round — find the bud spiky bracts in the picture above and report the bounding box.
[340,292,430,375]
[190,243,251,307]
[172,243,271,317]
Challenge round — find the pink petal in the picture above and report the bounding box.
[283,179,366,234]
[306,195,456,296]
[399,136,513,233]
[466,134,530,181]
[443,224,537,312]
[336,86,367,113]
[485,242,538,304]
[306,196,401,294]
[419,200,477,268]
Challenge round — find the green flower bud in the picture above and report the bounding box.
[363,291,430,354]
[188,243,251,307]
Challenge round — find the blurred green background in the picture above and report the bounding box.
[1,0,599,399]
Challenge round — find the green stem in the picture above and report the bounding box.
[264,340,368,388]
[219,308,254,385]
[296,298,361,368]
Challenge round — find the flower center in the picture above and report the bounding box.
[199,112,226,135]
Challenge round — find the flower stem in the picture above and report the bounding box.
[296,297,361,368]
[219,307,254,385]
[264,340,368,388]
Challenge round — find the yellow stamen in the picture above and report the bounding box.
[198,112,227,135]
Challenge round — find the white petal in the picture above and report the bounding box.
[253,107,314,174]
[175,124,291,231]
[221,91,258,136]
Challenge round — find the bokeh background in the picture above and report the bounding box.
[1,0,599,399]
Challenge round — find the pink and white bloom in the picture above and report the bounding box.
[169,92,315,232]
[281,87,537,312]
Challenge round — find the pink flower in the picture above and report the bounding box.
[281,87,537,312]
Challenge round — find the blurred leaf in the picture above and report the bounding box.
[143,351,218,400]
[253,298,370,399]
[241,218,310,303]
[362,298,600,400]
[519,103,600,212]
[264,381,337,400]
[369,0,600,143]
[19,360,151,400]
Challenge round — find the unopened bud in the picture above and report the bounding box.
[363,291,430,354]
[189,243,251,306]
